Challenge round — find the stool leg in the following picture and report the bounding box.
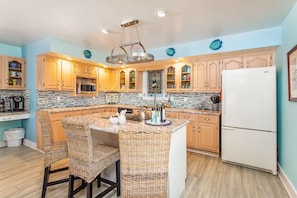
[97,173,101,188]
[41,166,50,198]
[116,160,121,196]
[87,182,92,198]
[68,175,75,198]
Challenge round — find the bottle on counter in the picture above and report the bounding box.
[151,107,156,123]
[161,100,166,122]
[156,105,161,124]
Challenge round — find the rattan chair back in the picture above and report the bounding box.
[38,111,55,152]
[62,120,94,165]
[118,130,171,198]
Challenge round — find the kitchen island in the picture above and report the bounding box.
[63,112,189,198]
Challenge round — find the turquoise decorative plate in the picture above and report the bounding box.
[83,50,92,58]
[209,39,222,50]
[166,48,176,56]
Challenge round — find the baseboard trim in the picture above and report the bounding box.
[278,163,297,198]
[23,139,36,150]
[187,148,219,157]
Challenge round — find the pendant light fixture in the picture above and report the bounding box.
[106,19,154,65]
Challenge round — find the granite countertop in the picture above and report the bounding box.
[41,104,221,116]
[63,112,189,134]
[0,111,30,122]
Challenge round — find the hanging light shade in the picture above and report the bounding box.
[106,19,154,65]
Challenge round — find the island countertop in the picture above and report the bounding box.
[62,112,189,134]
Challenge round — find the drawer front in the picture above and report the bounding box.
[49,110,82,121]
[82,108,105,115]
[178,112,196,122]
[166,111,178,119]
[197,115,219,124]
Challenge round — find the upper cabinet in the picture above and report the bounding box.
[117,68,142,92]
[193,60,221,92]
[37,55,74,91]
[75,63,97,78]
[221,56,244,70]
[165,63,193,92]
[0,56,26,90]
[244,52,274,68]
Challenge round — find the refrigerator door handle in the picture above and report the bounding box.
[222,126,235,131]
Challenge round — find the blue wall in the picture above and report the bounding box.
[0,43,22,57]
[277,2,297,191]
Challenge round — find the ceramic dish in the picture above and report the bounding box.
[209,39,222,50]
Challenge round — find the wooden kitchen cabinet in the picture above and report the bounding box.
[244,51,274,68]
[1,56,26,90]
[193,60,220,92]
[178,112,197,148]
[165,63,193,92]
[37,55,74,91]
[36,110,82,150]
[166,111,178,119]
[117,68,142,92]
[197,114,220,153]
[75,63,97,78]
[97,67,111,91]
[82,108,105,115]
[221,57,244,70]
[49,110,82,141]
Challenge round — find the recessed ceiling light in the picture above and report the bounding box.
[155,9,167,18]
[101,28,109,34]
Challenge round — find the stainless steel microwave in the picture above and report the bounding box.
[76,82,96,93]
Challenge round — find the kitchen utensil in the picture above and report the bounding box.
[138,106,149,120]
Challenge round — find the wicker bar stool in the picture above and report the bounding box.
[118,129,172,198]
[62,119,120,198]
[38,111,69,198]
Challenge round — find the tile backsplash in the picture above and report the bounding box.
[37,91,220,110]
[0,90,29,111]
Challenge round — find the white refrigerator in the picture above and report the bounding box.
[221,67,277,175]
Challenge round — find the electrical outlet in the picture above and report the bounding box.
[184,98,188,102]
[57,96,61,101]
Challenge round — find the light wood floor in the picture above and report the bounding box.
[0,146,289,198]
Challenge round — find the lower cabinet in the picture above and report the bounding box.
[48,110,83,142]
[179,112,220,154]
[197,115,220,153]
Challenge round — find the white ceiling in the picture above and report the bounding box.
[0,0,296,55]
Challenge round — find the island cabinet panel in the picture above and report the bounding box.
[178,112,197,149]
[197,115,220,153]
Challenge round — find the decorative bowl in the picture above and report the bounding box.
[109,116,119,124]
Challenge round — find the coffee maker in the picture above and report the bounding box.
[9,96,25,111]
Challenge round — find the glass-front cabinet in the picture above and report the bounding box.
[118,68,139,92]
[128,70,136,89]
[164,65,177,92]
[164,63,193,92]
[2,56,26,90]
[180,64,192,91]
[119,70,126,90]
